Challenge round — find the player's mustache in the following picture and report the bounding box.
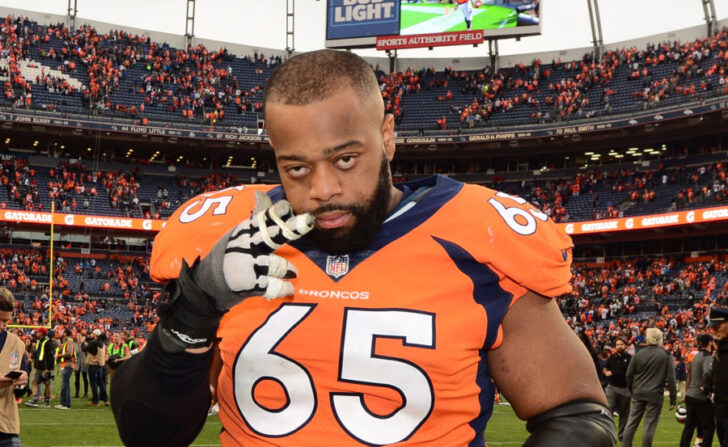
[310,203,365,217]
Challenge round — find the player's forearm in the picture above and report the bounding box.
[111,327,213,447]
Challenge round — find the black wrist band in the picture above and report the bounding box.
[157,258,225,350]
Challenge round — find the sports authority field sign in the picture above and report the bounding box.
[376,30,484,50]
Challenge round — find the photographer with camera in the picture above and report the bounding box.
[0,287,28,447]
[107,333,130,384]
[82,329,108,407]
[25,327,55,408]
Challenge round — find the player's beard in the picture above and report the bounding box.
[305,156,392,255]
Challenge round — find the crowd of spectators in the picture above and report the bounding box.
[564,255,728,386]
[628,37,728,108]
[33,19,279,123]
[0,160,726,387]
[378,29,728,130]
[0,146,725,224]
[0,153,257,219]
[2,14,727,130]
[48,161,100,212]
[672,161,728,210]
[0,150,722,223]
[3,247,158,335]
[176,172,238,198]
[4,241,725,388]
[0,15,282,126]
[0,15,34,109]
[0,157,42,211]
[492,158,727,223]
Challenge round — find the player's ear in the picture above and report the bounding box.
[381,113,396,162]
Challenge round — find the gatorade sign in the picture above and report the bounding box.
[0,210,165,232]
[558,205,728,235]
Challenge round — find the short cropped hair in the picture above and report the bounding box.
[263,49,380,111]
[0,287,14,312]
[645,328,663,346]
[697,333,714,348]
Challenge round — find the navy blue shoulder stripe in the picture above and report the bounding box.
[431,236,513,350]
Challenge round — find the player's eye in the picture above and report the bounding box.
[335,155,357,170]
[286,165,310,179]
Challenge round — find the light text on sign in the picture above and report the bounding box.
[334,0,396,22]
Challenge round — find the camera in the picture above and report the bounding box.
[39,370,54,383]
[108,354,122,369]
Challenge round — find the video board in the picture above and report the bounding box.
[325,0,541,50]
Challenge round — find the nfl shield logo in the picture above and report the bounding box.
[9,352,19,369]
[326,255,350,279]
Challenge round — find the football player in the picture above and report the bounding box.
[111,49,616,447]
[453,0,475,30]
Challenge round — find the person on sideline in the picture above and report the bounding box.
[680,333,715,447]
[0,288,29,446]
[621,327,677,447]
[604,337,632,441]
[710,307,728,447]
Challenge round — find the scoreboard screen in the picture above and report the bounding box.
[325,0,541,50]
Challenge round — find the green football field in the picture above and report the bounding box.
[16,378,703,446]
[400,3,517,35]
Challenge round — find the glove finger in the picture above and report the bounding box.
[253,199,294,231]
[256,254,298,280]
[255,216,313,249]
[253,191,273,216]
[261,276,294,300]
[286,212,316,236]
[255,201,314,249]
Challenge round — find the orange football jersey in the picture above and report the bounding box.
[151,176,573,446]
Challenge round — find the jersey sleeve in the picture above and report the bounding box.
[150,184,277,283]
[467,185,574,299]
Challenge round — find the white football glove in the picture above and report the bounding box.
[193,191,314,311]
[224,191,313,299]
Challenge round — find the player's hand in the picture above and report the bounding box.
[193,191,314,312]
[220,191,314,303]
[0,376,12,389]
[12,371,28,388]
[158,191,314,352]
[453,4,458,10]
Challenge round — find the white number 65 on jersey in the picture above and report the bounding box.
[233,304,435,445]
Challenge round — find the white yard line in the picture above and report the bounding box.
[498,10,517,28]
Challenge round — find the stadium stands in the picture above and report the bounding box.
[0,15,726,132]
[0,150,725,343]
